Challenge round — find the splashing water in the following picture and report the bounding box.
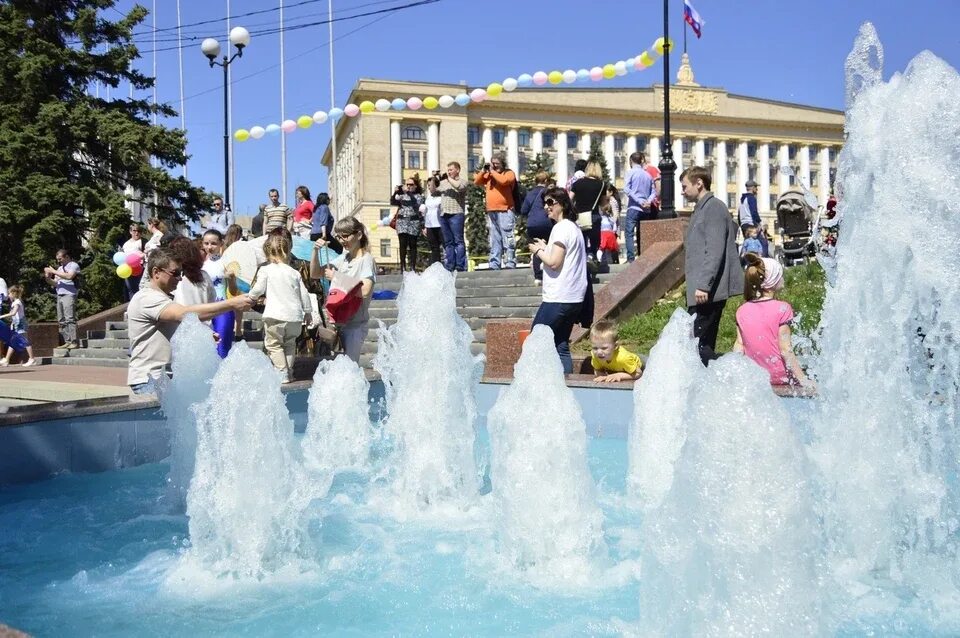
[302,356,372,474]
[627,309,703,507]
[373,264,484,515]
[486,325,607,585]
[159,314,220,512]
[809,23,960,614]
[170,346,329,583]
[639,356,825,636]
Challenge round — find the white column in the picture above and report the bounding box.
[715,139,728,205]
[580,131,592,158]
[649,136,660,166]
[555,129,569,186]
[819,146,831,207]
[426,120,440,173]
[758,142,770,212]
[799,145,811,188]
[694,138,706,167]
[506,127,519,173]
[603,133,615,177]
[625,134,637,157]
[672,137,684,202]
[736,140,749,195]
[531,129,543,155]
[390,119,402,189]
[778,144,790,193]
[481,126,493,163]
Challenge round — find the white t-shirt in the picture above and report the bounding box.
[127,286,177,385]
[422,195,442,228]
[9,298,26,332]
[0,277,7,301]
[122,237,144,254]
[542,219,587,304]
[202,257,227,300]
[330,252,376,326]
[173,271,216,307]
[247,262,311,323]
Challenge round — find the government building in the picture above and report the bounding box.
[321,56,845,265]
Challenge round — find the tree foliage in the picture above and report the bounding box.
[465,184,488,260]
[587,139,611,184]
[0,0,212,320]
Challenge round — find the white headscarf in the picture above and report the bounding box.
[761,257,784,291]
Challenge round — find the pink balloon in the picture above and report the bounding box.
[532,71,548,86]
[634,58,645,71]
[281,119,297,133]
[469,88,486,102]
[125,252,143,268]
[407,97,423,110]
[589,67,603,81]
[344,103,360,117]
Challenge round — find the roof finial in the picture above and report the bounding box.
[677,52,699,87]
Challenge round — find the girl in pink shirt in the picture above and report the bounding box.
[733,254,813,387]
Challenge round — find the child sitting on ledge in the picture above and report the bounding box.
[589,318,643,383]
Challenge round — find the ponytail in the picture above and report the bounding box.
[743,252,765,300]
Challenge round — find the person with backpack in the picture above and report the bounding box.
[43,248,81,349]
[474,153,519,270]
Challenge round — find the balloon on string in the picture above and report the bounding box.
[281,119,297,133]
[469,88,487,102]
[344,103,360,117]
[589,66,603,81]
[407,97,423,110]
[112,251,126,266]
[391,98,406,110]
[375,98,391,112]
[602,64,616,79]
[517,73,533,87]
[532,71,548,86]
[438,95,455,108]
[654,37,673,55]
[454,93,471,106]
[486,83,503,97]
[614,61,627,76]
[234,129,249,141]
[562,69,577,84]
[125,252,143,268]
[116,264,132,279]
[250,125,265,139]
[359,100,375,114]
[502,78,518,92]
[576,68,590,82]
[548,71,563,85]
[328,107,344,121]
[312,111,328,124]
[130,261,143,277]
[626,57,636,69]
[423,96,439,109]
[639,51,655,67]
[266,123,280,135]
[297,115,313,128]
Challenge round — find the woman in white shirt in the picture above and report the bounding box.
[527,187,588,374]
[420,176,444,266]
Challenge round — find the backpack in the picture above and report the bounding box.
[510,172,525,213]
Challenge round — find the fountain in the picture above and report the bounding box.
[301,356,372,474]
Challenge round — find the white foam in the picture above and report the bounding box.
[301,356,372,474]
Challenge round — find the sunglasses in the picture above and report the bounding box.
[405,183,416,187]
[161,268,183,278]
[543,198,558,207]
[213,202,223,207]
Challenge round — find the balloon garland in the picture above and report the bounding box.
[235,38,672,142]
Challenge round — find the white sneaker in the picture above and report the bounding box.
[21,359,38,367]
[0,360,8,367]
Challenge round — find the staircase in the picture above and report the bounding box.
[51,265,627,370]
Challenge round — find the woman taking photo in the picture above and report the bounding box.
[527,187,588,374]
[390,175,424,273]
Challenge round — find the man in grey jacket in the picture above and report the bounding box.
[680,166,744,365]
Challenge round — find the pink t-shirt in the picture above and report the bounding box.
[735,299,795,385]
[293,200,314,223]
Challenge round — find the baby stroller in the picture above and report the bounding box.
[774,189,817,265]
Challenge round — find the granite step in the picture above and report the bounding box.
[86,338,130,350]
[367,306,537,320]
[54,347,128,359]
[359,341,487,360]
[50,356,127,368]
[363,327,486,344]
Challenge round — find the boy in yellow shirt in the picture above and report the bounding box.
[589,319,644,383]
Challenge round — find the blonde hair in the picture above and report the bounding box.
[585,161,604,180]
[263,233,291,263]
[743,252,766,300]
[8,284,24,298]
[589,318,618,343]
[333,216,370,250]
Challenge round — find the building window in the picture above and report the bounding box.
[468,153,480,173]
[704,140,715,157]
[728,193,738,208]
[681,139,692,154]
[567,131,578,148]
[406,150,421,169]
[467,126,480,145]
[615,156,625,179]
[787,144,797,159]
[379,239,391,257]
[748,167,757,182]
[747,142,757,158]
[518,154,529,173]
[635,136,648,154]
[614,135,626,153]
[542,131,555,148]
[402,126,425,140]
[518,129,530,147]
[789,174,796,186]
[770,195,778,210]
[810,169,819,187]
[492,128,505,145]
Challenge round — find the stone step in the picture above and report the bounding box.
[54,347,128,359]
[360,341,487,358]
[106,321,127,331]
[367,306,537,321]
[50,356,127,368]
[86,338,130,349]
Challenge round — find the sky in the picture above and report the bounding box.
[110,0,960,215]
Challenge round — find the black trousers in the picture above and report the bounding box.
[688,299,727,366]
[398,233,418,272]
[424,227,442,266]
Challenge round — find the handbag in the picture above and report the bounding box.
[577,181,606,230]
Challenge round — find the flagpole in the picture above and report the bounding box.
[328,0,338,219]
[683,18,688,54]
[280,0,288,205]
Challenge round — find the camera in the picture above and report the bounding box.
[483,163,491,171]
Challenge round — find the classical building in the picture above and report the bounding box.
[322,55,844,265]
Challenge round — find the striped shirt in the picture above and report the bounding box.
[438,176,467,215]
[263,204,291,232]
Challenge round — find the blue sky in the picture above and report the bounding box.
[112,0,960,215]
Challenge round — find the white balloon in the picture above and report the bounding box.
[562,69,577,84]
[249,126,265,140]
[375,99,391,112]
[438,94,455,108]
[615,61,627,76]
[313,110,328,124]
[502,77,518,92]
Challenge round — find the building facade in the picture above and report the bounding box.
[322,56,845,265]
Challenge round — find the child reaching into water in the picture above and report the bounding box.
[0,286,37,367]
[589,318,643,383]
[734,254,813,387]
[247,233,312,383]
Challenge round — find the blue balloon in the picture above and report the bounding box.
[265,123,280,135]
[576,69,590,82]
[454,93,471,106]
[112,251,126,266]
[625,58,636,71]
[328,107,344,121]
[391,98,406,110]
[517,73,533,87]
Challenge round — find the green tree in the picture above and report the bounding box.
[587,139,612,184]
[465,184,488,260]
[0,0,212,321]
[515,153,554,263]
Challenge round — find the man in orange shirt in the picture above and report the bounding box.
[474,153,518,269]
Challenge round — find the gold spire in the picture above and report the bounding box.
[676,52,699,87]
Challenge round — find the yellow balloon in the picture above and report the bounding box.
[640,51,655,67]
[548,71,563,85]
[359,100,375,113]
[234,129,250,142]
[486,82,503,97]
[116,264,132,279]
[297,115,313,128]
[422,96,439,110]
[602,64,616,79]
[653,37,673,55]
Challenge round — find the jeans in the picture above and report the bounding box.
[532,301,582,374]
[57,293,77,344]
[624,208,655,261]
[527,225,552,280]
[130,381,156,395]
[424,227,442,266]
[487,210,516,269]
[439,213,467,271]
[688,299,727,366]
[339,322,368,363]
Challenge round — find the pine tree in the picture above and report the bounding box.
[515,153,554,262]
[587,139,612,184]
[465,184,488,260]
[0,1,212,320]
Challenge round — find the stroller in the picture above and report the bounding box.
[774,189,817,265]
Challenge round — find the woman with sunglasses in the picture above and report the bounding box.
[527,187,588,373]
[391,175,424,273]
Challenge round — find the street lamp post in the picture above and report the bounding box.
[657,0,677,219]
[201,27,250,213]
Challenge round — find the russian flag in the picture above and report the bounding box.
[684,0,704,39]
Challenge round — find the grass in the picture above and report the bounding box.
[579,261,827,356]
